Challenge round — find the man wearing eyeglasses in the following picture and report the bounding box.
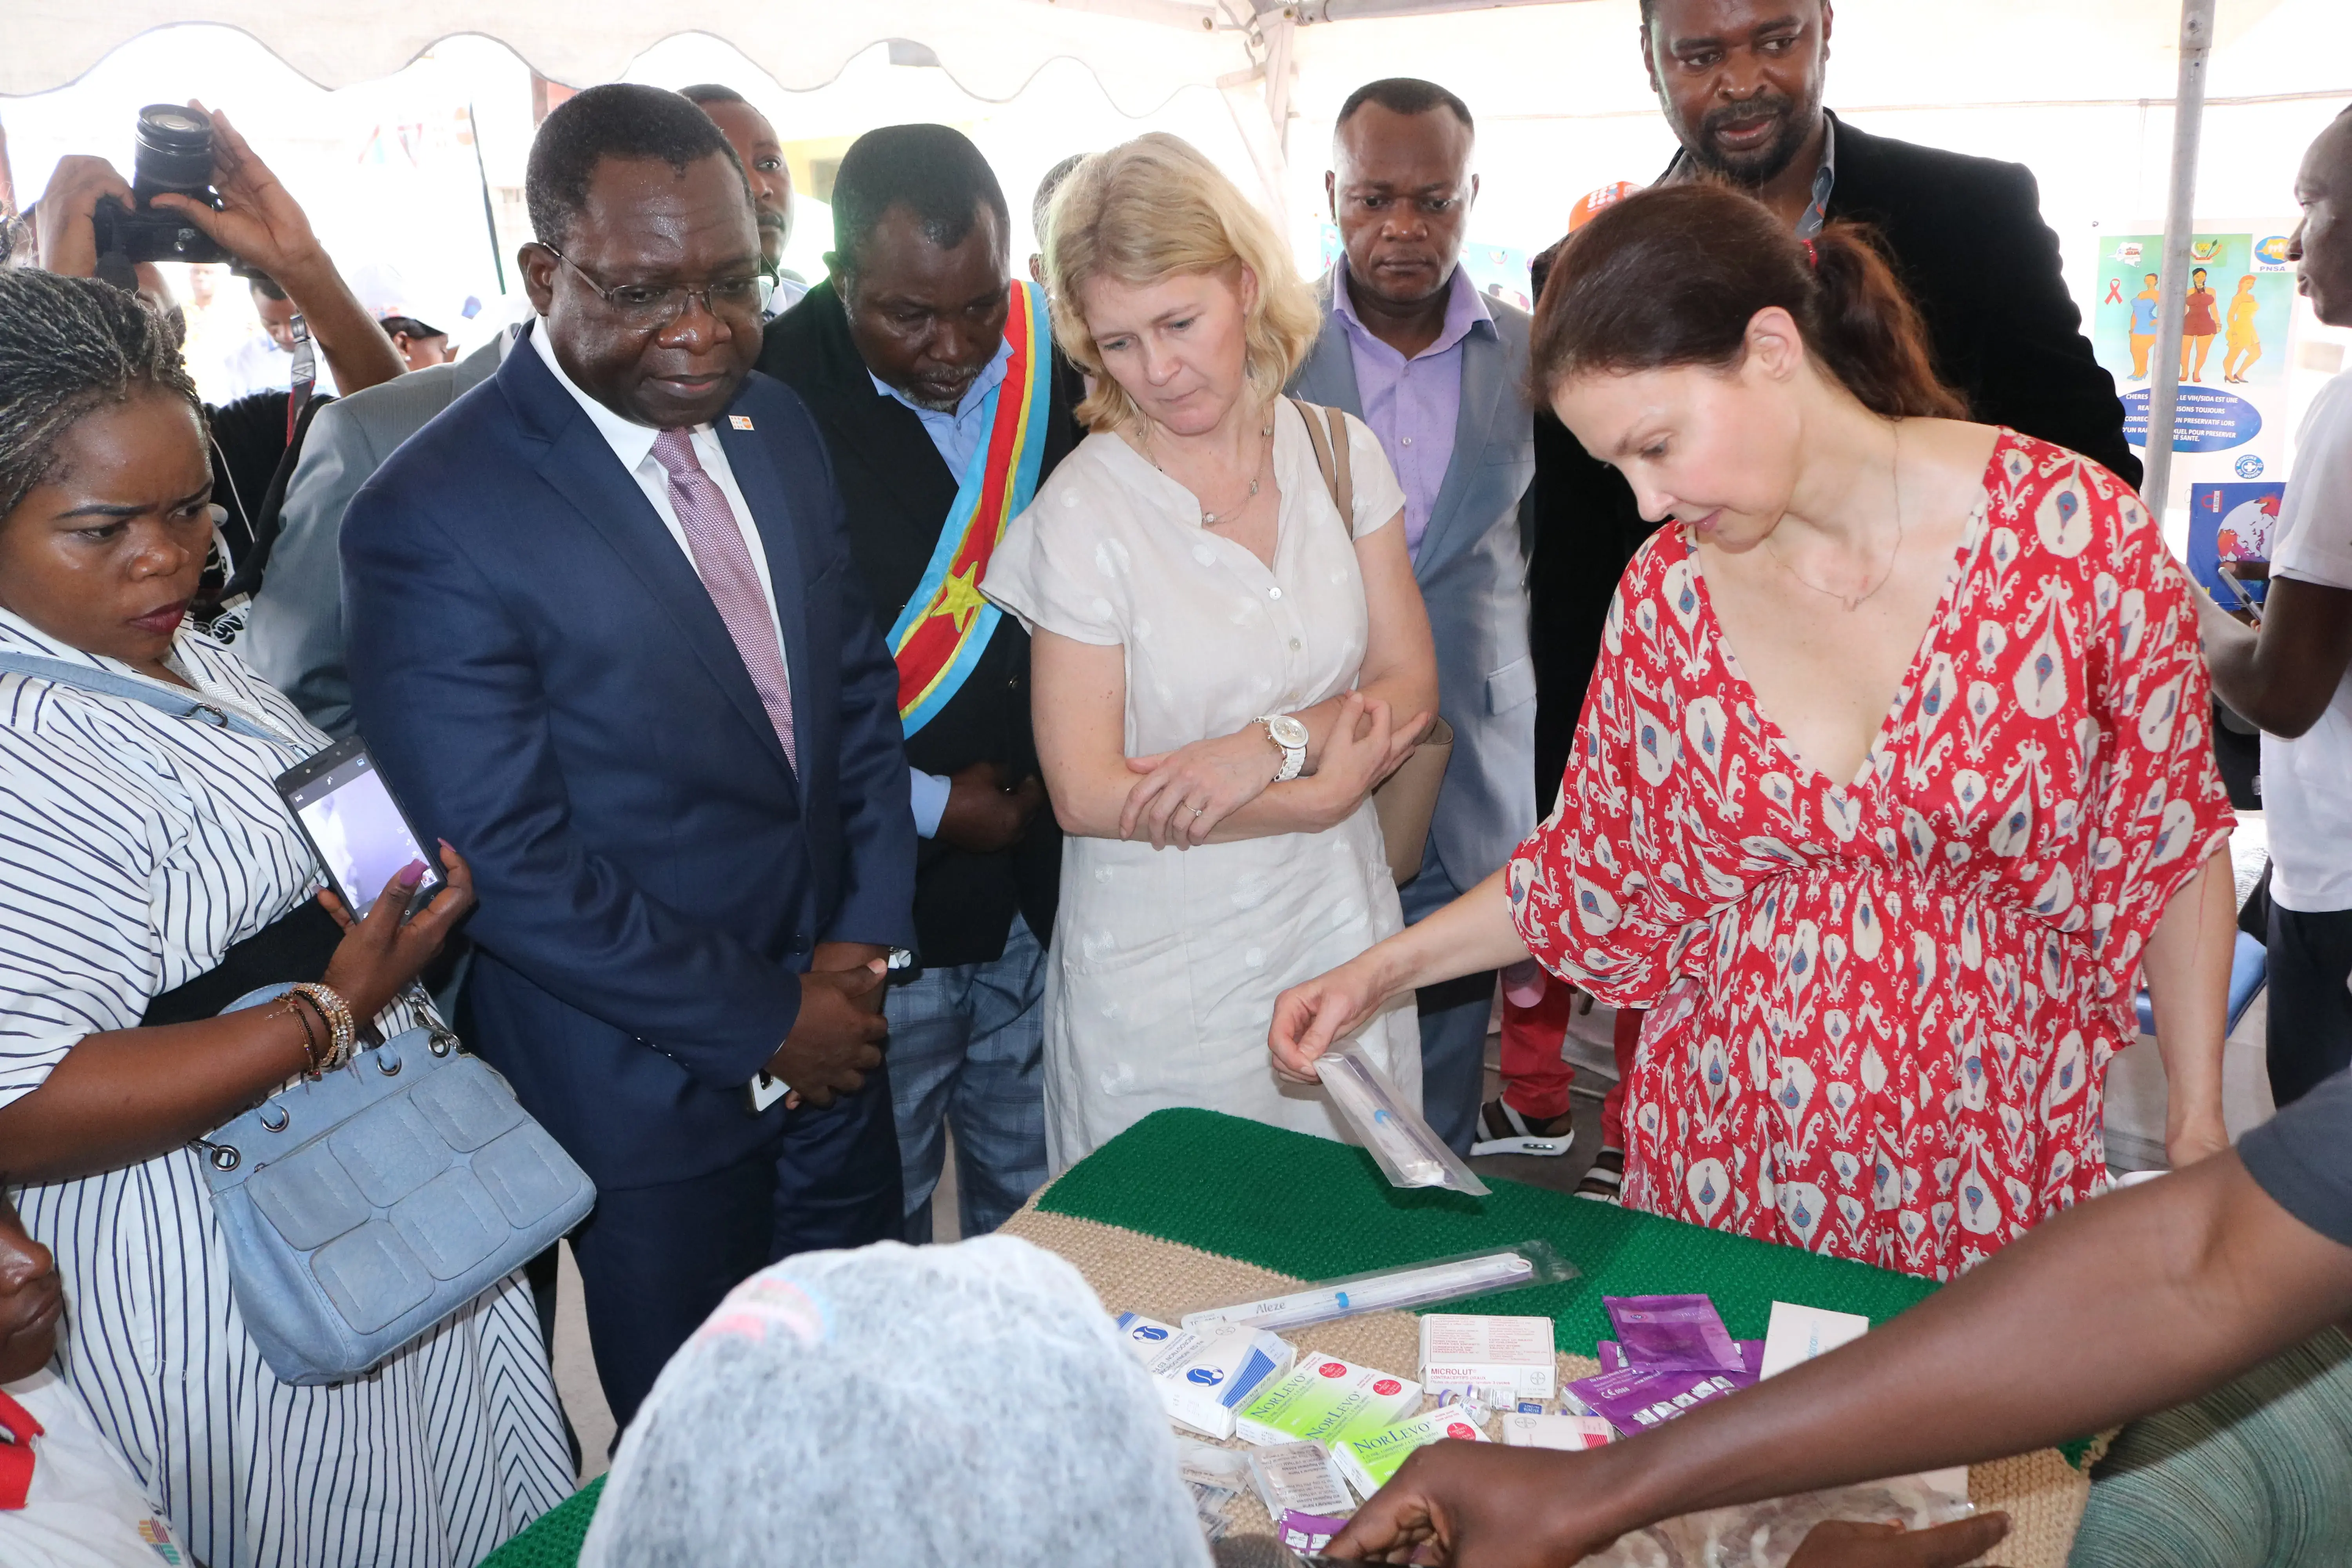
[339,83,918,1433]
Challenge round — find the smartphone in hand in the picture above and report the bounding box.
[2215,563,2265,626]
[274,735,445,918]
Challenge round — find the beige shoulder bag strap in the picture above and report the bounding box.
[1287,397,1356,536]
[1280,397,1449,882]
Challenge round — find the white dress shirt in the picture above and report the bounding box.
[529,321,792,687]
[0,1372,185,1568]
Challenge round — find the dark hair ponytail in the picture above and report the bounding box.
[1529,182,1966,421]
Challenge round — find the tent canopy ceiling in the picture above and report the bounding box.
[9,0,2305,111]
[2,0,1257,112]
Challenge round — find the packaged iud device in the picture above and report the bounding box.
[1333,1406,1491,1499]
[1501,1411,1615,1450]
[1113,1311,1294,1439]
[1603,1294,1742,1372]
[1236,1354,1421,1449]
[1247,1441,1354,1519]
[1419,1313,1556,1404]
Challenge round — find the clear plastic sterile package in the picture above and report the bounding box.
[1578,1474,1978,1567]
[1317,1041,1489,1195]
[1180,1242,1577,1336]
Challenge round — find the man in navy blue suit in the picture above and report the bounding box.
[342,83,916,1430]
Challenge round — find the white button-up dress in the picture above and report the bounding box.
[986,402,1422,1169]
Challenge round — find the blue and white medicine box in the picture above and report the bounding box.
[1114,1311,1296,1439]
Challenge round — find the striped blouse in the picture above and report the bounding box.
[0,609,571,1567]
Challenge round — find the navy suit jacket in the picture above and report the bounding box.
[341,329,916,1190]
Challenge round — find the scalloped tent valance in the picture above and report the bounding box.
[0,0,1254,112]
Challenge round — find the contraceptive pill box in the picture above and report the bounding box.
[1334,1405,1492,1500]
[1236,1353,1422,1450]
[1114,1311,1296,1439]
[1500,1411,1615,1450]
[1418,1313,1556,1403]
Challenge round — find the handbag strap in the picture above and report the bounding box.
[1287,397,1356,537]
[0,650,289,742]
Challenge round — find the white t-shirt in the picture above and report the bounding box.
[2263,370,2352,912]
[0,1372,183,1568]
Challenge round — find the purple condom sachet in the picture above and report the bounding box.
[1564,1364,1752,1435]
[1603,1294,1743,1372]
[1598,1338,1764,1376]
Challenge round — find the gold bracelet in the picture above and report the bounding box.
[278,993,327,1076]
[287,983,356,1073]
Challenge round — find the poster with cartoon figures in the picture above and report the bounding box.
[2185,480,2282,610]
[2087,227,2298,509]
[1461,243,1533,311]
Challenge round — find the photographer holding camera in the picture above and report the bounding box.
[31,103,405,572]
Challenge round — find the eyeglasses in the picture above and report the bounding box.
[541,245,764,328]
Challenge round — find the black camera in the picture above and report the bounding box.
[91,104,229,266]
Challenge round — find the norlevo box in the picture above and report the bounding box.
[1114,1311,1296,1439]
[1333,1405,1492,1499]
[1236,1353,1422,1450]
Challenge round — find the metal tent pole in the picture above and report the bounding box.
[2141,0,2216,512]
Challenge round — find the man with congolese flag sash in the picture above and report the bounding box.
[885,273,1051,733]
[757,127,1083,1248]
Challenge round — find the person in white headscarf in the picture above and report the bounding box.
[580,1236,1213,1568]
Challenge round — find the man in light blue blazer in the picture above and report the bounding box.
[1289,78,1539,1158]
[243,333,505,736]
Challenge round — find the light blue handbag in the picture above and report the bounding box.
[0,651,596,1385]
[201,986,595,1385]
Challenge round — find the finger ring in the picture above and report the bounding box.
[1191,803,1207,817]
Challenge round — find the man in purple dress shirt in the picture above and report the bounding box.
[1289,79,1539,1158]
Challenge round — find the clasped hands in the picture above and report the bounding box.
[1118,691,1430,850]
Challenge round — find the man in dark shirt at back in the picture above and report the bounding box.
[1528,0,2138,800]
[759,125,1079,1245]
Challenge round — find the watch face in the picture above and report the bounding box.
[1269,715,1310,748]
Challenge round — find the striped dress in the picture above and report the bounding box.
[0,610,572,1568]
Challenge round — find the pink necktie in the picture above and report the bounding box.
[652,428,797,772]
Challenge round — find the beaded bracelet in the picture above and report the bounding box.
[286,982,356,1073]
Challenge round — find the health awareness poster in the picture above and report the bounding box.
[2087,227,2299,517]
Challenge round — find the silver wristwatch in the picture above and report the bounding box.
[1257,712,1309,782]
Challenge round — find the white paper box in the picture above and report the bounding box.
[1501,1412,1615,1450]
[1418,1313,1556,1403]
[1115,1312,1295,1439]
[1757,1301,1869,1381]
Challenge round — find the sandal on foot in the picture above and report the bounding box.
[1471,1097,1576,1158]
[1575,1146,1624,1202]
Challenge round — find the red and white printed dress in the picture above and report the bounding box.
[1508,432,2233,1279]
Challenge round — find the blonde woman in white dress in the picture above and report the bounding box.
[985,134,1438,1169]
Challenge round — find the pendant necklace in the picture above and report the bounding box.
[1768,421,1906,612]
[1155,419,1276,525]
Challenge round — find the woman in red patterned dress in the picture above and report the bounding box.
[1272,184,2239,1281]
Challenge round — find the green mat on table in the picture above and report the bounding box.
[1040,1106,1939,1350]
[1042,1111,2101,1467]
[480,1475,604,1568]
